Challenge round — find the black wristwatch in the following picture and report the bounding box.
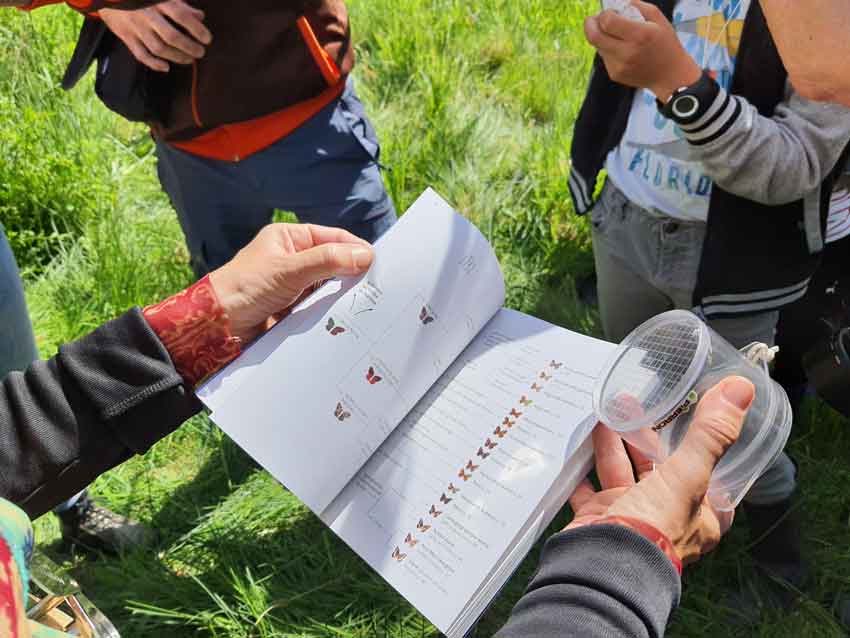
[656,71,721,125]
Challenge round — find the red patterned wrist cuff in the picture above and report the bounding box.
[143,275,242,387]
[590,516,683,575]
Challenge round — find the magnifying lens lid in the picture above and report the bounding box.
[594,310,711,433]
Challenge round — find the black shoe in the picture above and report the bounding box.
[57,493,154,555]
[725,497,809,625]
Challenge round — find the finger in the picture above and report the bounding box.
[592,423,636,490]
[279,224,373,253]
[597,8,649,40]
[664,377,754,496]
[585,15,624,49]
[160,0,212,45]
[306,224,374,250]
[568,478,597,513]
[139,28,195,65]
[626,442,655,480]
[282,242,374,289]
[149,12,205,59]
[633,1,668,25]
[716,507,735,535]
[125,36,170,72]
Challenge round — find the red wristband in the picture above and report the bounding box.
[589,516,683,575]
[143,275,242,387]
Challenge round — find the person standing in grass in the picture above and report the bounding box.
[23,0,396,279]
[10,0,396,553]
[572,0,850,621]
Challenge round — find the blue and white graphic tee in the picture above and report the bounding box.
[605,0,751,221]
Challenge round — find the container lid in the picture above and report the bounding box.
[594,310,711,433]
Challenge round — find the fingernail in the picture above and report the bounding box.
[352,248,373,271]
[721,377,755,410]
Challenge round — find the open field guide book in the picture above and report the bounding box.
[198,189,616,638]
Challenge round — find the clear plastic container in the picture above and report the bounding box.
[593,310,793,511]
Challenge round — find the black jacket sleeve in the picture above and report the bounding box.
[495,525,682,638]
[0,308,202,519]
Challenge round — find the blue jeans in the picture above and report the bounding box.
[0,226,37,381]
[156,77,396,278]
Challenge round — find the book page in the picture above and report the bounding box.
[321,309,616,633]
[208,189,506,514]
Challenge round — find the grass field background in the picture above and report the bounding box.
[2,2,850,636]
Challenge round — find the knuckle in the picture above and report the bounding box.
[320,244,339,267]
[697,413,742,455]
[148,40,167,55]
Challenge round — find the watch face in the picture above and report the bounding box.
[672,94,700,119]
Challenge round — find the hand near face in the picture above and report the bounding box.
[585,1,702,102]
[568,376,755,565]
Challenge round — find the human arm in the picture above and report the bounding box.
[0,224,373,519]
[99,0,211,73]
[760,0,850,107]
[585,2,850,205]
[495,377,754,638]
[679,81,850,205]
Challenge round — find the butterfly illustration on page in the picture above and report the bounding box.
[484,438,498,450]
[550,360,563,369]
[334,402,351,422]
[419,306,435,325]
[325,317,346,336]
[519,395,533,407]
[440,492,453,505]
[366,366,383,385]
[466,460,479,472]
[404,533,419,548]
[539,371,552,381]
[458,468,471,482]
[417,518,431,532]
[392,547,407,562]
[510,408,523,418]
[531,383,543,392]
[447,483,460,494]
[430,504,443,518]
[503,417,515,428]
[477,447,490,460]
[493,426,507,439]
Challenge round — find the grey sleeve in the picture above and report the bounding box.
[679,81,850,205]
[0,308,202,519]
[494,525,681,638]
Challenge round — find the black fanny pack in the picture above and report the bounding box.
[62,17,169,123]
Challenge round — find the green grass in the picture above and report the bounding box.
[1,2,849,637]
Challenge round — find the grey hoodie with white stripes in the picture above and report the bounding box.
[569,0,850,319]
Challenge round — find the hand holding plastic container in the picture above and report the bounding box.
[593,310,793,512]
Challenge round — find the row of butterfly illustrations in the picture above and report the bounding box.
[325,304,436,339]
[390,360,564,563]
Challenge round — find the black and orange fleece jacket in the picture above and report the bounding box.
[19,0,354,161]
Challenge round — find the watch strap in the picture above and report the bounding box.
[657,71,721,126]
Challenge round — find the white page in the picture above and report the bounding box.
[209,189,506,514]
[322,309,616,634]
[451,432,595,638]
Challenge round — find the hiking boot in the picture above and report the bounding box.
[57,493,154,555]
[725,496,809,625]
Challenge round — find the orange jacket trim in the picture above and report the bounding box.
[169,80,345,163]
[296,15,341,87]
